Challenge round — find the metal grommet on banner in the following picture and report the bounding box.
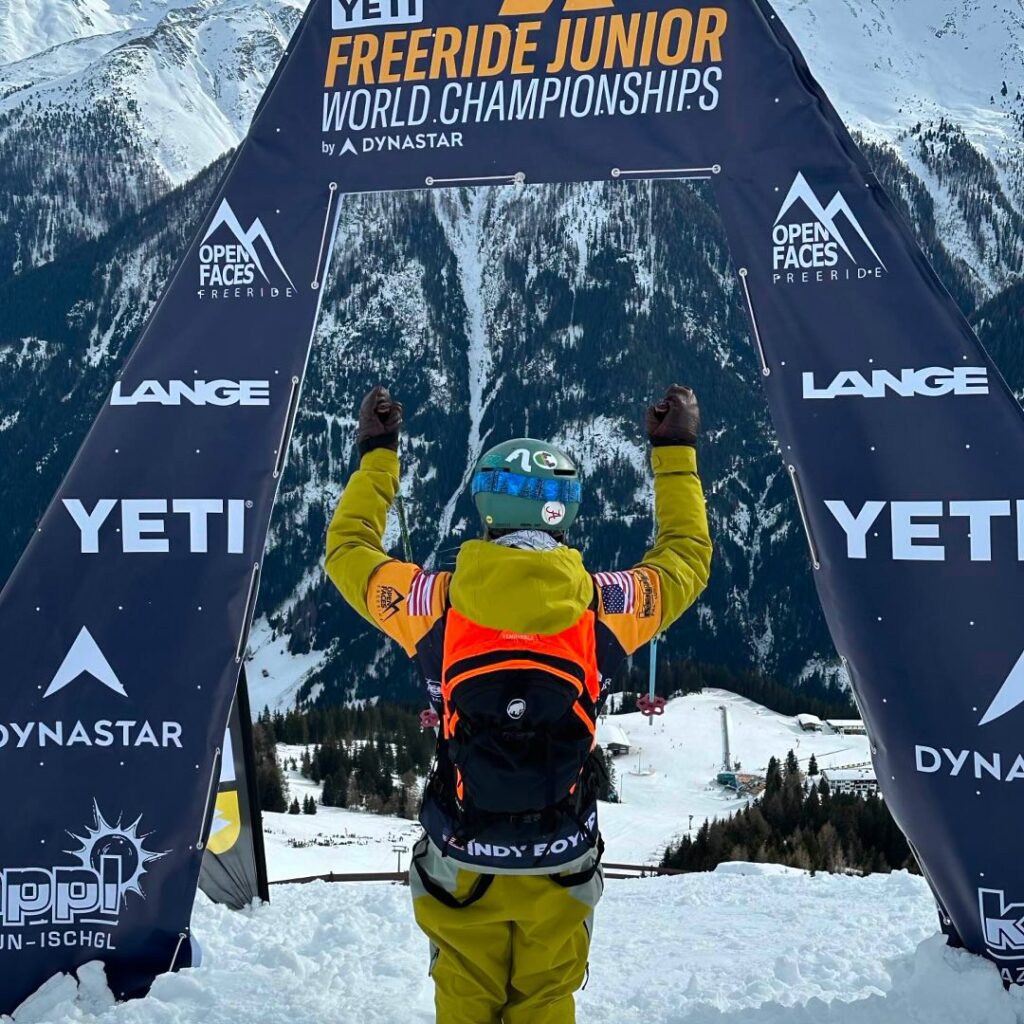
[426,172,522,187]
[235,564,262,664]
[197,747,222,851]
[168,932,188,972]
[273,377,303,479]
[609,165,720,181]
[312,182,340,290]
[738,268,770,377]
[787,465,821,570]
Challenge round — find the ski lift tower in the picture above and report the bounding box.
[718,704,732,771]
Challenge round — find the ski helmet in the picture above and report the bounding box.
[471,438,582,534]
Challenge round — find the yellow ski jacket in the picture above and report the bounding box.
[325,444,711,665]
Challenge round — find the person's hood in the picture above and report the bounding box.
[448,539,594,635]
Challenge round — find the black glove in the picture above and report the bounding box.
[646,385,700,448]
[357,385,403,455]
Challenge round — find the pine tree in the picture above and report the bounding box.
[253,722,288,813]
[807,753,819,776]
[288,798,301,815]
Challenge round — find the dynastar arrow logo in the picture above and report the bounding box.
[979,649,1024,726]
[44,627,127,698]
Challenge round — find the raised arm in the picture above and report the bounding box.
[324,387,449,664]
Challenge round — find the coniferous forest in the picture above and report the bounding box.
[663,752,916,876]
[252,695,913,878]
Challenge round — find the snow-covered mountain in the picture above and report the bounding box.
[0,0,299,276]
[1,0,1022,706]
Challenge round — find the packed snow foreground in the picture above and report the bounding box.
[8,867,1024,1024]
[7,691,1020,1022]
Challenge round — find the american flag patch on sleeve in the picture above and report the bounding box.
[595,570,637,614]
[407,571,438,616]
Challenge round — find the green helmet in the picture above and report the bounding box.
[472,438,582,534]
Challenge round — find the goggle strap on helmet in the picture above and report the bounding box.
[471,471,582,505]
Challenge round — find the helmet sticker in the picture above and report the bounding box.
[542,501,566,525]
[505,449,533,472]
[506,698,527,720]
[534,451,559,470]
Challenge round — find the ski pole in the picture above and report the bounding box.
[648,635,658,727]
[394,493,413,563]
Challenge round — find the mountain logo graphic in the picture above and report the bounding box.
[198,199,296,294]
[44,626,127,699]
[772,172,886,280]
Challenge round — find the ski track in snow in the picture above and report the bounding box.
[13,869,1024,1024]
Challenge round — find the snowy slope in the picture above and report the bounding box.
[14,871,1024,1024]
[601,689,872,863]
[260,690,872,879]
[0,0,196,64]
[263,743,421,881]
[776,0,1023,159]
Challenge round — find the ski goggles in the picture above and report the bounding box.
[471,471,581,505]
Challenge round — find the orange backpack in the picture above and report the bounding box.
[439,607,601,816]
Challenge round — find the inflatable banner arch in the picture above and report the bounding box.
[3,0,1024,1008]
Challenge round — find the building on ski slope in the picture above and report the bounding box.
[824,718,867,736]
[821,768,878,797]
[597,719,631,757]
[797,714,824,732]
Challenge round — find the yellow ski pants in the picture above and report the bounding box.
[410,838,603,1024]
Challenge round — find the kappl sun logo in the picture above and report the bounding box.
[0,801,167,937]
[772,172,886,286]
[198,199,296,300]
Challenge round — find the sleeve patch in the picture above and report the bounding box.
[595,571,636,614]
[408,571,439,617]
[374,582,407,621]
[595,569,657,618]
[636,568,657,618]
